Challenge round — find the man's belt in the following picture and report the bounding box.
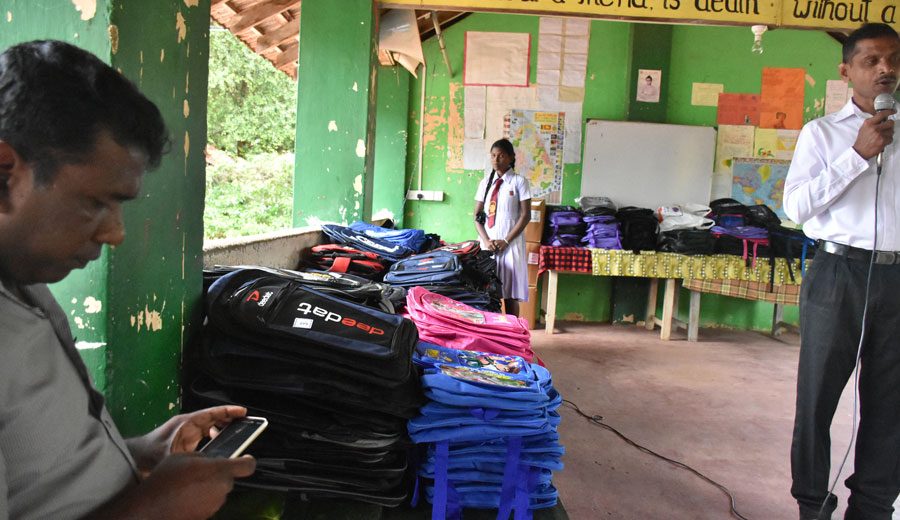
[820,240,900,265]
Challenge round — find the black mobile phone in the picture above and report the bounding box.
[199,416,268,459]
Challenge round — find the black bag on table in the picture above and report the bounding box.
[746,204,782,228]
[709,198,749,228]
[615,206,659,253]
[657,229,715,255]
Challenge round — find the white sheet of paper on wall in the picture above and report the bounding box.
[539,34,562,54]
[538,52,561,72]
[564,36,589,55]
[539,17,564,35]
[564,18,590,36]
[563,53,587,73]
[463,138,487,170]
[537,69,560,86]
[464,85,486,139]
[538,85,560,108]
[825,80,850,115]
[464,32,531,87]
[562,68,586,88]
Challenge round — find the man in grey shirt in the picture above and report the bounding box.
[0,41,255,519]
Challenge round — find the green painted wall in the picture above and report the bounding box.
[373,65,411,225]
[106,0,210,435]
[628,24,672,123]
[0,0,210,435]
[294,0,378,227]
[405,13,841,332]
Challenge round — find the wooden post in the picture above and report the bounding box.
[645,278,659,331]
[544,270,559,334]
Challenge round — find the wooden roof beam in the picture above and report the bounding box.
[255,17,300,53]
[229,0,296,34]
[274,42,299,68]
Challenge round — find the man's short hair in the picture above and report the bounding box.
[842,23,900,64]
[0,40,169,184]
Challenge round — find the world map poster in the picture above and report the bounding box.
[506,109,565,204]
[731,158,791,219]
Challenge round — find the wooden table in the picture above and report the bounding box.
[541,247,806,341]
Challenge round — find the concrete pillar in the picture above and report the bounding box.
[0,0,209,436]
[294,0,378,226]
[372,65,410,225]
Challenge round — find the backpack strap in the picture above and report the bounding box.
[330,256,351,273]
[497,436,525,520]
[433,440,462,520]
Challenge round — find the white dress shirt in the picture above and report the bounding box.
[784,98,900,250]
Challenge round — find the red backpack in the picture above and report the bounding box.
[308,244,390,279]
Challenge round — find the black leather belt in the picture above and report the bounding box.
[820,240,900,265]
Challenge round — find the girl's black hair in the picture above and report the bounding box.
[490,138,516,169]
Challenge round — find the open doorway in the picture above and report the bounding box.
[204,24,297,240]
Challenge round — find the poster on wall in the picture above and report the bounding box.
[464,32,531,87]
[506,109,565,204]
[636,69,661,103]
[732,158,791,219]
[759,67,805,130]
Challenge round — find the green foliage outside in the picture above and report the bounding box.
[205,151,293,240]
[207,28,297,157]
[205,27,296,239]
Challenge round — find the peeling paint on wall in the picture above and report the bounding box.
[131,305,164,333]
[353,174,363,194]
[183,0,199,6]
[176,12,187,43]
[372,208,395,221]
[83,296,102,314]
[76,341,106,351]
[328,120,338,132]
[183,132,190,158]
[183,99,189,118]
[71,0,96,21]
[6,12,11,22]
[355,139,366,158]
[108,25,119,54]
[160,48,165,62]
[352,82,359,92]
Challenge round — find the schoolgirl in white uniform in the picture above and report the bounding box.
[473,138,532,316]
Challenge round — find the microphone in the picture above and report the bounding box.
[874,92,896,175]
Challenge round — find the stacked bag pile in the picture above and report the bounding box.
[578,196,621,249]
[188,266,423,506]
[408,343,564,519]
[404,286,533,362]
[384,241,502,312]
[708,198,771,267]
[543,206,586,247]
[308,221,439,280]
[655,203,716,255]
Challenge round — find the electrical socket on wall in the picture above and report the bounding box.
[405,190,445,201]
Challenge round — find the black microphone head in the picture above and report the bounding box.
[874,93,896,112]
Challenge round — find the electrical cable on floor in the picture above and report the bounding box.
[562,399,750,520]
[817,163,883,519]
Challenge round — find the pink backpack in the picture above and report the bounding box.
[405,287,533,361]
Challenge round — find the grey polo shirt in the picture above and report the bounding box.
[0,283,139,519]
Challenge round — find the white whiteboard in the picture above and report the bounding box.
[581,120,717,209]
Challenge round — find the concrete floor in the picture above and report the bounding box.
[533,322,877,520]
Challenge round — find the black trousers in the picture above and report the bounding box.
[792,252,900,519]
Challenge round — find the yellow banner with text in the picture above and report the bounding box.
[380,0,898,31]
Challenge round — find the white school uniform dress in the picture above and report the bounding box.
[474,170,532,301]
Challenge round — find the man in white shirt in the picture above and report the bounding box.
[783,23,900,520]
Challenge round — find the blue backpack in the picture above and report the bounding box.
[322,224,416,261]
[409,343,563,519]
[383,251,463,287]
[349,221,429,253]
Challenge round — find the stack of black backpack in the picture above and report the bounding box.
[615,206,659,253]
[383,241,502,312]
[188,266,423,507]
